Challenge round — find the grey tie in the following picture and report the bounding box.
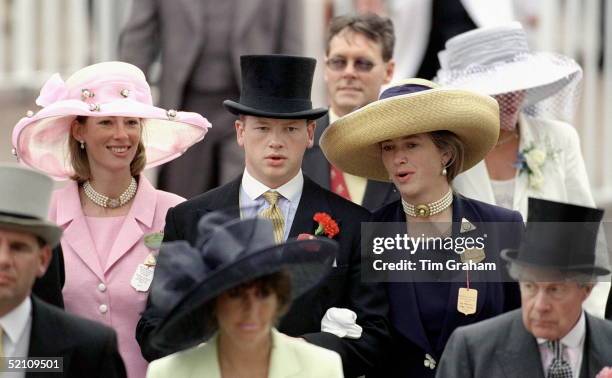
[547,340,573,378]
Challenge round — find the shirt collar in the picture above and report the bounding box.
[241,169,303,203]
[0,297,31,344]
[537,310,586,348]
[329,109,340,123]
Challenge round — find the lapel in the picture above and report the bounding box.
[362,180,394,211]
[198,177,242,221]
[288,177,333,237]
[512,114,533,215]
[268,329,301,378]
[188,335,221,378]
[436,195,489,350]
[179,0,205,37]
[55,182,104,281]
[27,297,75,368]
[580,314,607,378]
[105,176,157,272]
[232,0,265,45]
[496,311,545,378]
[453,161,496,205]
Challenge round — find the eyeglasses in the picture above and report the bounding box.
[519,281,574,301]
[326,57,376,73]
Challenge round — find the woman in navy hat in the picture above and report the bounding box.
[145,211,343,378]
[321,78,525,377]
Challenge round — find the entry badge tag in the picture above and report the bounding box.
[131,264,155,292]
[457,287,478,315]
[460,248,486,263]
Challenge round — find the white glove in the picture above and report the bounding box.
[321,307,363,339]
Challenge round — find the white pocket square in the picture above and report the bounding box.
[321,307,363,339]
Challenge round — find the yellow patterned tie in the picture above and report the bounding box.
[260,191,285,243]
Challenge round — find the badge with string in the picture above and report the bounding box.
[457,270,478,315]
[131,231,163,292]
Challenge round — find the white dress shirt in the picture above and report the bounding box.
[0,297,32,378]
[537,311,585,378]
[240,168,303,241]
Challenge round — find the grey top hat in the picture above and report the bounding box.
[0,164,62,247]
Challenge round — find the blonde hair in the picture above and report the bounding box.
[69,116,146,182]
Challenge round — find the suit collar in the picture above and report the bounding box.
[28,297,76,357]
[269,329,301,377]
[313,113,329,147]
[496,310,546,378]
[56,177,158,277]
[288,176,333,237]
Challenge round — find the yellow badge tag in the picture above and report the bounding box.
[460,248,486,263]
[144,253,156,267]
[144,232,164,250]
[457,287,478,315]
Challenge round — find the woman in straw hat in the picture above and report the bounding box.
[436,22,610,319]
[320,78,524,377]
[12,61,210,378]
[145,212,343,378]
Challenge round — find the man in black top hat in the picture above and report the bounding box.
[436,198,612,378]
[136,55,390,377]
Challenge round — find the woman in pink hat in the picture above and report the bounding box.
[12,61,210,378]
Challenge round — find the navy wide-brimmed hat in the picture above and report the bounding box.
[147,210,337,353]
[223,55,328,120]
[501,198,609,277]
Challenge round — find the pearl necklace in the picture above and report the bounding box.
[402,189,453,217]
[83,177,137,208]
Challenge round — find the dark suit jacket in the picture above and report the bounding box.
[302,114,399,212]
[606,284,612,320]
[369,195,524,378]
[436,309,612,378]
[26,296,126,378]
[32,245,64,308]
[136,175,390,377]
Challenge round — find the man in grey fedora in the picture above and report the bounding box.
[0,164,126,378]
[436,198,612,378]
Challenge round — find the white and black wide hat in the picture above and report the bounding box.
[0,164,62,247]
[436,22,582,107]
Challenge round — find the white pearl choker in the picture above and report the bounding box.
[402,189,453,217]
[83,177,137,208]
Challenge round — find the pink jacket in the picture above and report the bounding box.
[48,176,183,378]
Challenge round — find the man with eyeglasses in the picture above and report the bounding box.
[436,198,612,378]
[303,13,399,212]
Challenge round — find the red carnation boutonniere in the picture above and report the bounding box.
[297,212,340,241]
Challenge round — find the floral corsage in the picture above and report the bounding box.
[515,143,559,190]
[298,212,340,240]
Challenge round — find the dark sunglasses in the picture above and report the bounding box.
[326,57,376,73]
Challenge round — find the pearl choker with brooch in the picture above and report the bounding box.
[402,189,453,217]
[83,177,137,208]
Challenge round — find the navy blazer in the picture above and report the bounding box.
[302,114,399,212]
[137,175,391,378]
[369,194,524,378]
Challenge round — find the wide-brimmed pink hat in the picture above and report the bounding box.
[12,61,211,180]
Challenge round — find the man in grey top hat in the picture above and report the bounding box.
[0,165,126,378]
[436,198,612,378]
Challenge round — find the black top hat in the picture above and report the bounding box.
[501,198,609,276]
[147,209,337,353]
[223,55,328,120]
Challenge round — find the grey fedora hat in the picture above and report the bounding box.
[0,164,62,247]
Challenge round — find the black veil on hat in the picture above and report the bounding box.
[147,209,337,353]
[501,198,609,277]
[223,55,328,120]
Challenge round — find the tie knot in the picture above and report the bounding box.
[547,340,564,359]
[262,191,280,205]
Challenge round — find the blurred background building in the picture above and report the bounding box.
[1,0,611,211]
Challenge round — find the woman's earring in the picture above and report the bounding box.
[441,167,447,176]
[80,140,85,150]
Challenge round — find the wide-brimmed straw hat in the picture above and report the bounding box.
[435,22,582,107]
[501,198,610,277]
[12,61,211,180]
[223,55,328,120]
[0,164,62,247]
[147,210,337,353]
[319,78,499,182]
